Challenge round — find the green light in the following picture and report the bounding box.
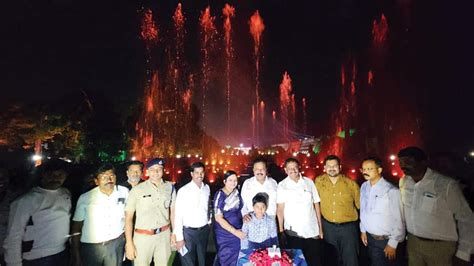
[117,150,126,161]
[312,143,321,154]
[349,128,356,137]
[337,130,346,139]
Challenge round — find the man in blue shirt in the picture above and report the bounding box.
[360,157,405,266]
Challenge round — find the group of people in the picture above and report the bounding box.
[1,146,473,266]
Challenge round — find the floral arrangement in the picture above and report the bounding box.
[249,248,293,266]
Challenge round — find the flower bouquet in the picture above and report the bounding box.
[249,248,293,266]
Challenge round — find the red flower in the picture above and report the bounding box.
[249,249,293,266]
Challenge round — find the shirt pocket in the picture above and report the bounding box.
[139,196,154,211]
[298,190,313,204]
[420,193,437,213]
[117,197,126,205]
[115,199,126,217]
[199,193,209,209]
[372,193,389,214]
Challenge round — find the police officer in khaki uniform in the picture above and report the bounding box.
[124,158,176,266]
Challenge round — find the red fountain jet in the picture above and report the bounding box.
[140,9,158,49]
[199,6,217,132]
[223,4,235,142]
[249,10,265,144]
[372,14,388,45]
[279,72,292,142]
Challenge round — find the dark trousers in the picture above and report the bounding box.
[406,233,456,266]
[180,225,209,266]
[81,235,125,266]
[23,249,68,266]
[322,219,359,266]
[286,233,322,266]
[367,233,401,266]
[122,258,132,266]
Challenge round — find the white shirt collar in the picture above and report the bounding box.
[252,175,269,184]
[407,168,433,185]
[190,180,207,190]
[97,185,118,197]
[286,175,304,184]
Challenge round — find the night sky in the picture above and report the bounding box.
[2,0,473,153]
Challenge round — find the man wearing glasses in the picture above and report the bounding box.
[71,163,129,266]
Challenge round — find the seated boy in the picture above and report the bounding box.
[241,193,278,250]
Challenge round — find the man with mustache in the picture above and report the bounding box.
[359,157,405,265]
[241,158,278,221]
[398,147,474,266]
[71,163,129,266]
[277,158,323,266]
[3,159,71,266]
[315,155,360,266]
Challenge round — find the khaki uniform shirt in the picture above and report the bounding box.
[315,174,360,223]
[125,179,176,229]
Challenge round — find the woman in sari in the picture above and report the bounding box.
[213,170,245,266]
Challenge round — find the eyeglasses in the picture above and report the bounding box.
[97,173,115,180]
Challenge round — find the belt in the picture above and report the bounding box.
[410,233,442,242]
[83,234,123,246]
[323,218,355,226]
[369,233,389,241]
[184,225,208,231]
[135,224,170,235]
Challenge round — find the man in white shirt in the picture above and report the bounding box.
[276,158,323,266]
[3,159,71,266]
[359,157,405,266]
[398,146,474,266]
[241,158,278,219]
[71,163,129,266]
[172,162,210,266]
